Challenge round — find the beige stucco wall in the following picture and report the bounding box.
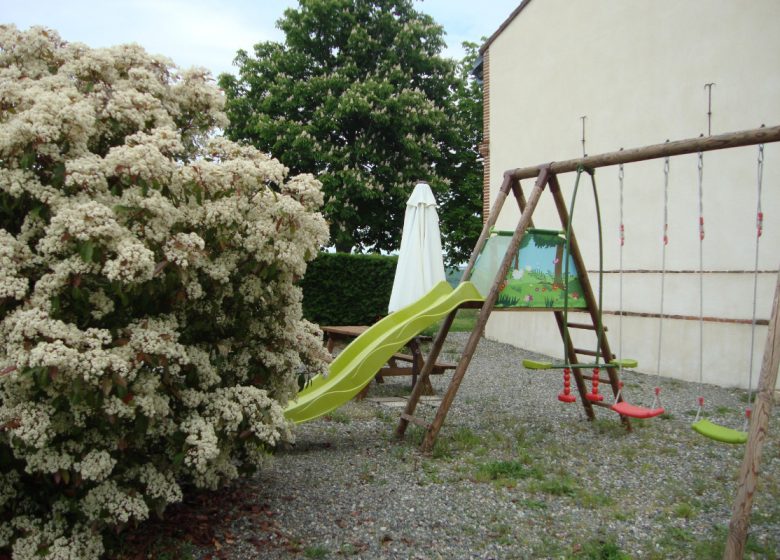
[483,0,780,389]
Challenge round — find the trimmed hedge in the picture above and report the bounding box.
[301,252,398,326]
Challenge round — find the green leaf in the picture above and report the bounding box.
[19,150,36,170]
[29,204,45,219]
[77,240,95,263]
[51,163,66,188]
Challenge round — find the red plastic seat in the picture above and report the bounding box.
[610,401,665,419]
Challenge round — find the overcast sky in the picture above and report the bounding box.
[2,0,520,78]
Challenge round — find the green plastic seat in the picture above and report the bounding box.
[691,419,747,444]
[609,358,638,368]
[523,359,637,371]
[523,359,553,370]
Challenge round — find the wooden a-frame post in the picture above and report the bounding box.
[396,167,551,450]
[725,265,780,559]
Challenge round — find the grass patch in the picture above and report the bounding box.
[323,409,352,424]
[570,536,630,559]
[474,460,542,486]
[592,419,628,437]
[450,426,482,452]
[672,501,695,519]
[303,545,329,558]
[531,474,579,497]
[517,497,548,510]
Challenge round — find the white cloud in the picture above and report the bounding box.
[3,0,288,76]
[3,0,520,74]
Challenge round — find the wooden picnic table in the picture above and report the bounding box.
[321,325,457,397]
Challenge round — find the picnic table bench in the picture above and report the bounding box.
[321,325,458,396]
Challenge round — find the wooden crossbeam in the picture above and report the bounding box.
[507,125,780,181]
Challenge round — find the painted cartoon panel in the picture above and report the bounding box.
[470,230,587,309]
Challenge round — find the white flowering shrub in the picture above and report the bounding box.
[0,26,330,558]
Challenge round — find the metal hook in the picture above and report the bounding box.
[704,83,716,136]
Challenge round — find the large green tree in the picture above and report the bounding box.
[219,0,482,263]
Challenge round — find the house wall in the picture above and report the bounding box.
[482,0,780,389]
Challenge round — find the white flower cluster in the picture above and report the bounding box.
[0,25,330,559]
[74,449,116,482]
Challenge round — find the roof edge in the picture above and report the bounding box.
[478,0,534,55]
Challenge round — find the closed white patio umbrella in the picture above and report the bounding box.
[388,182,446,313]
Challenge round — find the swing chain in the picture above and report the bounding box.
[697,152,705,241]
[662,157,670,245]
[618,164,625,247]
[757,144,764,237]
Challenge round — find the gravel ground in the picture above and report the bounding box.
[128,332,780,559]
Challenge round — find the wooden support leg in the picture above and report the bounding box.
[409,339,434,395]
[725,267,780,559]
[421,169,550,452]
[396,311,456,438]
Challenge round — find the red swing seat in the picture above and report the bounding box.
[610,401,665,419]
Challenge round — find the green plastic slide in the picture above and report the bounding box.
[284,281,484,424]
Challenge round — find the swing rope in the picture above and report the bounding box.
[653,156,671,412]
[694,152,706,422]
[615,163,625,403]
[745,143,765,428]
[610,160,664,419]
[691,149,751,444]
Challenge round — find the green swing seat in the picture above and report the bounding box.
[522,358,638,370]
[691,419,748,444]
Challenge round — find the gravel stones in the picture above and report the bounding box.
[184,332,779,559]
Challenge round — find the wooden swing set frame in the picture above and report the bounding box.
[393,124,780,559]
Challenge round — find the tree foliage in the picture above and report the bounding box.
[220,0,482,264]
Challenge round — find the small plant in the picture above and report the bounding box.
[303,544,329,559]
[430,437,452,460]
[324,409,352,424]
[450,426,482,452]
[532,474,579,497]
[475,460,541,486]
[359,463,376,484]
[673,501,695,519]
[517,498,547,510]
[571,536,631,559]
[489,522,514,545]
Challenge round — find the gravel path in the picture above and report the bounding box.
[130,332,780,559]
